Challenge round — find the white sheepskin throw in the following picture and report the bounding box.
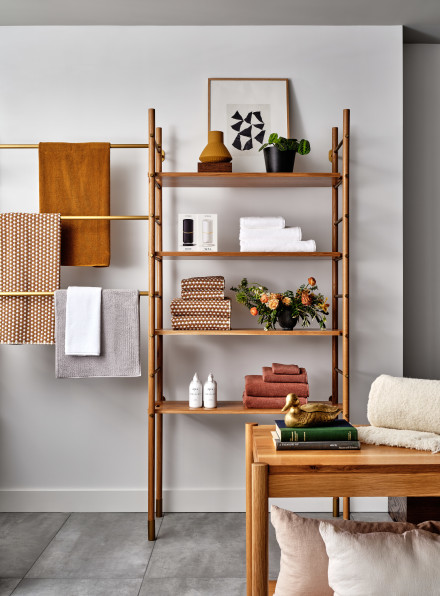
[358,426,440,453]
[367,374,440,434]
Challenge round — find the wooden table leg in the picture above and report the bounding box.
[252,462,269,596]
[246,423,258,596]
[343,496,350,520]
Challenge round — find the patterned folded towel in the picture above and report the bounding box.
[181,289,225,300]
[272,363,300,375]
[170,298,231,316]
[0,212,61,344]
[262,367,308,384]
[243,393,308,409]
[171,314,230,330]
[181,276,225,292]
[245,375,309,398]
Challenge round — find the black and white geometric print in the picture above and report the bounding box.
[226,104,270,156]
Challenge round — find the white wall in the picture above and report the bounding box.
[0,26,402,512]
[403,45,440,380]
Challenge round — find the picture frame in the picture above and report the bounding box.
[208,78,290,172]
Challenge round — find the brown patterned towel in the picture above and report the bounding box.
[171,314,231,330]
[243,393,308,409]
[0,213,61,344]
[245,375,309,398]
[181,289,225,300]
[39,142,110,267]
[262,367,308,384]
[170,298,231,316]
[181,276,225,292]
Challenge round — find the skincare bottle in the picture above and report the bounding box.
[202,218,214,246]
[189,373,203,408]
[204,373,217,409]
[183,218,195,246]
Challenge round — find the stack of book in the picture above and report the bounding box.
[272,418,360,450]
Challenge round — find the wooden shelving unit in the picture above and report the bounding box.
[147,108,350,540]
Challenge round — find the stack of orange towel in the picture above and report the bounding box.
[243,362,309,409]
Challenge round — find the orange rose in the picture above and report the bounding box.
[260,293,269,303]
[282,297,292,305]
[308,277,316,286]
[301,291,312,306]
[268,298,279,310]
[250,307,258,316]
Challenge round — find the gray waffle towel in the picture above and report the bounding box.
[55,289,140,378]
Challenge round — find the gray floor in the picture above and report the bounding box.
[0,511,391,596]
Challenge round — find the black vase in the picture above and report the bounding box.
[277,310,298,330]
[263,146,296,173]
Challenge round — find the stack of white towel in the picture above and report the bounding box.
[239,216,316,252]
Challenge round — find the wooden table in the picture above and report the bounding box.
[245,423,440,596]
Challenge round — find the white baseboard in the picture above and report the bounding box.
[0,489,388,513]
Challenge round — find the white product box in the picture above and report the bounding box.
[178,214,218,252]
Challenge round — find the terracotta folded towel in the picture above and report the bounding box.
[39,142,110,267]
[171,315,230,330]
[181,289,225,300]
[170,298,231,316]
[243,393,308,409]
[181,276,225,292]
[245,375,309,398]
[0,213,60,344]
[262,367,308,384]
[272,363,300,375]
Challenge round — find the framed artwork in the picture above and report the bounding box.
[208,78,290,172]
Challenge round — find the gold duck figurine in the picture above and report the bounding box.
[282,393,341,428]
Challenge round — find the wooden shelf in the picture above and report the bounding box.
[156,328,342,336]
[158,251,341,260]
[155,400,342,415]
[159,172,341,188]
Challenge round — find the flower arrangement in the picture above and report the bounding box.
[230,277,329,331]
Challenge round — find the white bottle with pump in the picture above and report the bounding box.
[204,373,217,409]
[189,373,203,408]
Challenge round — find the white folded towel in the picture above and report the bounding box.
[240,216,285,229]
[358,426,440,453]
[240,239,316,252]
[65,286,102,356]
[239,226,302,242]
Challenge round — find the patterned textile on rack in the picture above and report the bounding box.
[181,289,225,300]
[170,298,231,316]
[181,276,225,292]
[0,213,61,344]
[171,315,231,331]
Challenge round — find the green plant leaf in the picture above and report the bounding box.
[268,133,278,144]
[298,139,311,155]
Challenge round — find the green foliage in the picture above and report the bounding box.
[259,133,311,155]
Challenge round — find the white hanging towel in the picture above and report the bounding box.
[65,286,102,356]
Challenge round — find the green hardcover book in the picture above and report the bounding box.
[275,419,358,442]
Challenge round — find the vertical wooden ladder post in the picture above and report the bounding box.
[252,462,269,596]
[331,126,340,519]
[246,423,258,596]
[155,126,164,519]
[342,109,350,520]
[148,108,157,541]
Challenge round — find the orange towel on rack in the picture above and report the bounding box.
[39,142,110,267]
[0,213,61,344]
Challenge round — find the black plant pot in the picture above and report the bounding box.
[263,146,296,173]
[277,310,299,330]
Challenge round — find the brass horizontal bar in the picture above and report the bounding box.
[334,294,349,298]
[149,367,162,378]
[60,215,149,221]
[335,367,349,378]
[335,139,343,152]
[0,290,153,297]
[0,143,166,161]
[334,217,343,226]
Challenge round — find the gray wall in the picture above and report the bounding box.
[403,45,440,379]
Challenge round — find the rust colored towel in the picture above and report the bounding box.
[272,362,300,375]
[39,142,110,267]
[262,367,308,384]
[181,276,225,292]
[245,375,309,398]
[0,213,61,344]
[170,298,231,316]
[243,393,308,409]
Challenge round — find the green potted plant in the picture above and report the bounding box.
[259,133,311,173]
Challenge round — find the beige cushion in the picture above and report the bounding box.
[270,505,440,596]
[319,522,440,596]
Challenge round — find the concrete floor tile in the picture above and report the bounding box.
[139,577,246,596]
[0,579,21,596]
[146,513,246,579]
[10,579,142,596]
[350,512,392,522]
[0,513,69,578]
[26,513,159,579]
